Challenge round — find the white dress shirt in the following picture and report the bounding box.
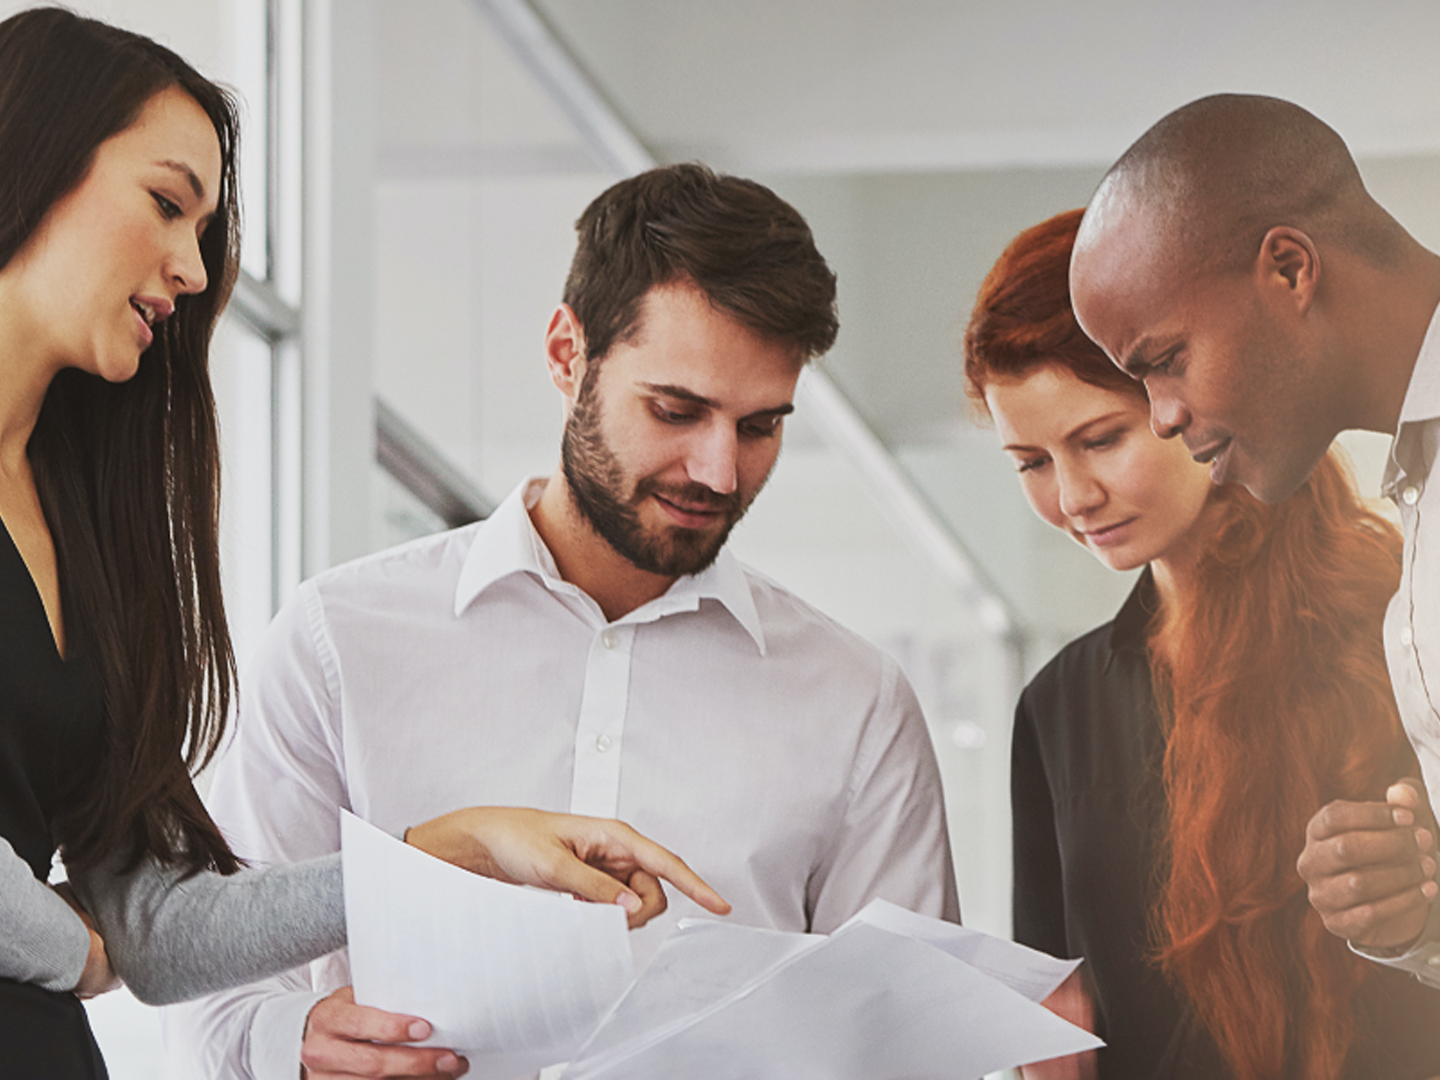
[163,479,959,1079]
[1372,301,1440,988]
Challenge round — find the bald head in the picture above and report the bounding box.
[1080,94,1401,279]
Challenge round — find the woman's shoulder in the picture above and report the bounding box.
[1025,614,1128,698]
[1019,603,1158,748]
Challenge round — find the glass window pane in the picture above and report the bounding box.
[212,317,275,669]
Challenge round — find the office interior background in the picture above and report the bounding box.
[11,1,1439,1074]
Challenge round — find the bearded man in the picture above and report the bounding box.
[165,164,959,1080]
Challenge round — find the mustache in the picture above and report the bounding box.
[635,477,742,514]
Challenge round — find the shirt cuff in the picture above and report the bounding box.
[248,989,328,1080]
[1351,899,1440,989]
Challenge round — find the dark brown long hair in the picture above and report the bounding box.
[965,208,1411,1079]
[0,8,240,876]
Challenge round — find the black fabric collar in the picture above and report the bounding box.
[1107,566,1160,662]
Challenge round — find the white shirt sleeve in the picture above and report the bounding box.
[161,583,352,1080]
[1351,898,1440,990]
[806,655,960,932]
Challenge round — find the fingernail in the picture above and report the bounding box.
[1394,808,1416,826]
[1423,880,1438,900]
[408,1020,430,1041]
[616,891,641,914]
[438,1053,462,1074]
[1424,855,1437,877]
[1418,828,1434,850]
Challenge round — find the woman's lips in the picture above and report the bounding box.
[1080,517,1136,547]
[131,302,154,349]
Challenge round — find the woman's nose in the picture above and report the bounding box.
[1056,462,1105,518]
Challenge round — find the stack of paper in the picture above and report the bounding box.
[563,900,1100,1079]
[342,814,1102,1080]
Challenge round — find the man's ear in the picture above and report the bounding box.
[544,303,588,400]
[1255,226,1320,313]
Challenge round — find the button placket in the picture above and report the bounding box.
[568,624,635,818]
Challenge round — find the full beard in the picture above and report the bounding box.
[560,376,746,578]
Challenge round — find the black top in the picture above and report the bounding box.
[1012,572,1440,1079]
[0,516,109,1079]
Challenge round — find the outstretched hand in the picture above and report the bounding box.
[404,807,731,929]
[1296,778,1438,949]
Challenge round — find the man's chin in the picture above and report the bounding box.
[1235,453,1320,506]
[633,519,734,577]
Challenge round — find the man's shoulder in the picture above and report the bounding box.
[303,521,487,613]
[734,561,893,671]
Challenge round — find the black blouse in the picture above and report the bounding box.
[1,517,109,1079]
[1012,571,1440,1078]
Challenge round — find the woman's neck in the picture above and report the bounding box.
[1147,497,1223,660]
[0,284,60,476]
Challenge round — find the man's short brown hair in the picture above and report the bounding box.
[563,163,838,364]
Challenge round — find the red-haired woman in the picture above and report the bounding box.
[963,207,1440,1079]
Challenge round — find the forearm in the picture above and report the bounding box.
[0,835,91,991]
[72,852,345,1005]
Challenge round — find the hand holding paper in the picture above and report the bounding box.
[301,986,466,1080]
[344,813,639,1079]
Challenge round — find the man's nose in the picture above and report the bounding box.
[687,425,739,495]
[1148,388,1190,441]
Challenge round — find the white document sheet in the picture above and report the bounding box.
[843,898,1083,1001]
[340,812,634,1080]
[563,902,1102,1080]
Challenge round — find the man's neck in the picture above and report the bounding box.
[1343,244,1440,435]
[529,469,678,623]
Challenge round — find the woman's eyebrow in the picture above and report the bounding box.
[154,159,206,199]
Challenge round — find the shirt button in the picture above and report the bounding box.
[1403,485,1421,505]
[600,630,616,649]
[595,734,612,752]
[1401,627,1415,648]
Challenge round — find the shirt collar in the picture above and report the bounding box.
[453,478,766,653]
[1396,302,1440,429]
[1382,301,1440,495]
[1106,566,1158,666]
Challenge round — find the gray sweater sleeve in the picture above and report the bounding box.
[0,836,91,992]
[70,852,346,1006]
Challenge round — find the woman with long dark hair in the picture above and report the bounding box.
[0,9,723,1077]
[963,208,1440,1078]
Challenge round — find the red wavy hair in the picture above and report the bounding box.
[965,208,1414,1079]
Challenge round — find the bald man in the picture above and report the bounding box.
[1070,94,1440,986]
